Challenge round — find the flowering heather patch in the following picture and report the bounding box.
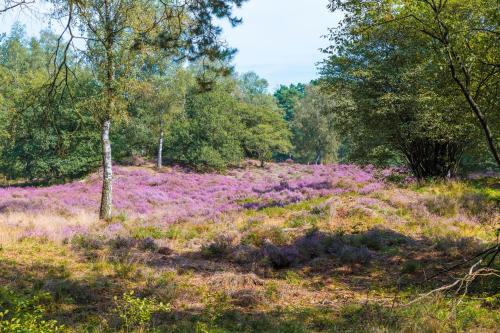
[0,163,392,226]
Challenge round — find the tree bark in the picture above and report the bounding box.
[99,118,113,220]
[99,0,114,220]
[157,117,164,169]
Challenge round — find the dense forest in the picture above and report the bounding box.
[0,0,498,332]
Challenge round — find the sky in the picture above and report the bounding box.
[0,0,341,91]
[220,0,341,89]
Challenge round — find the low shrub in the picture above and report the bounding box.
[139,237,158,252]
[264,282,280,301]
[263,243,300,268]
[113,291,170,331]
[359,228,410,251]
[229,289,263,308]
[108,236,137,250]
[0,289,64,333]
[337,245,372,264]
[328,237,373,264]
[71,234,104,251]
[286,214,320,228]
[283,270,303,286]
[401,260,420,274]
[201,235,234,259]
[242,226,290,247]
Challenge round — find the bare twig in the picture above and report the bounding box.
[0,0,33,13]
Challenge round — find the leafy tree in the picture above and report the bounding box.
[0,27,101,181]
[238,71,269,98]
[151,68,193,169]
[321,3,478,177]
[236,72,291,166]
[274,83,306,121]
[238,102,291,167]
[167,82,244,171]
[167,73,291,170]
[327,0,500,167]
[121,61,194,168]
[291,85,339,164]
[49,0,247,219]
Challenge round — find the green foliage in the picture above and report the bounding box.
[424,194,459,217]
[0,28,291,178]
[0,289,64,333]
[113,291,170,331]
[238,96,291,165]
[167,83,244,171]
[131,226,170,240]
[323,0,499,175]
[238,71,269,98]
[167,74,291,171]
[291,84,339,164]
[0,28,101,181]
[274,83,306,122]
[200,290,232,328]
[113,66,194,163]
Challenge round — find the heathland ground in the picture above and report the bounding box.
[0,162,498,332]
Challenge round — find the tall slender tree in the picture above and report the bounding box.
[49,0,247,220]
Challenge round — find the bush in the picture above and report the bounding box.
[0,289,64,333]
[263,244,300,268]
[241,226,290,247]
[113,291,170,331]
[359,228,410,251]
[71,234,104,251]
[328,237,373,264]
[138,237,158,252]
[201,236,233,259]
[337,245,372,264]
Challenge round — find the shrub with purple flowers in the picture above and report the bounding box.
[0,163,392,229]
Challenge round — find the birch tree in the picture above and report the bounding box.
[49,0,247,220]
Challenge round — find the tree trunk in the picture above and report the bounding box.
[99,119,113,220]
[432,9,500,167]
[100,0,115,220]
[450,72,500,166]
[314,151,322,165]
[157,117,164,169]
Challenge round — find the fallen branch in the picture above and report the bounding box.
[405,253,500,307]
[425,244,499,281]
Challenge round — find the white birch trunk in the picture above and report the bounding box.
[99,119,113,220]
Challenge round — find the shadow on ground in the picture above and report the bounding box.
[145,227,496,293]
